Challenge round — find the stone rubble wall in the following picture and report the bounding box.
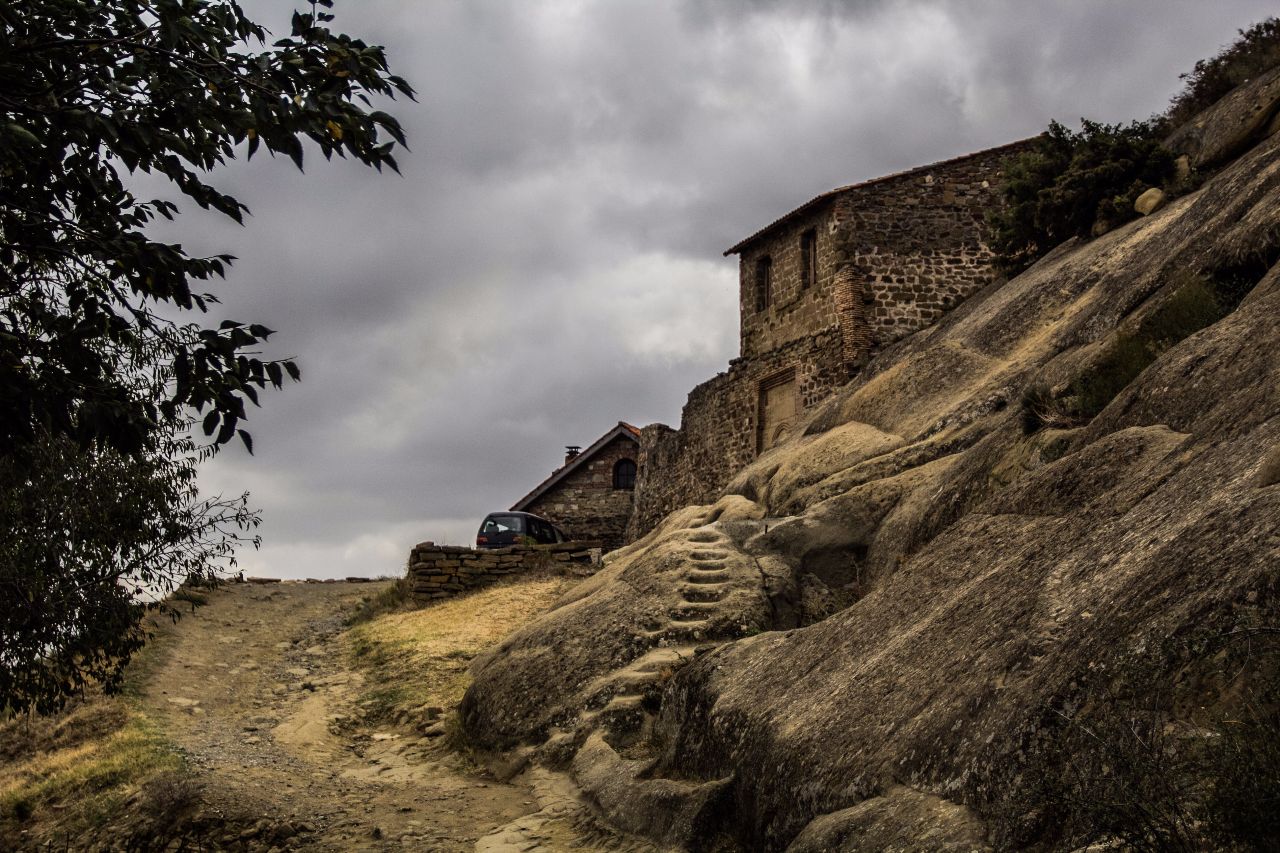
[831,140,1033,353]
[736,203,843,359]
[623,142,1035,545]
[407,541,602,603]
[519,434,637,551]
[626,329,845,540]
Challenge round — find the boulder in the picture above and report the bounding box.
[1133,186,1166,215]
[572,733,732,850]
[785,787,990,852]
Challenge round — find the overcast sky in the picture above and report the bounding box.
[159,0,1276,578]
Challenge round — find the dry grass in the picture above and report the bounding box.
[346,570,577,720]
[0,697,182,842]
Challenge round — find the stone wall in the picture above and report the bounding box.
[734,139,1032,364]
[625,141,1034,544]
[736,204,843,358]
[627,329,845,539]
[521,435,638,551]
[407,541,601,603]
[832,140,1030,352]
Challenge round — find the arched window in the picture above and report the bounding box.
[613,458,637,490]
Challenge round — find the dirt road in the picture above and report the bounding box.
[138,581,584,851]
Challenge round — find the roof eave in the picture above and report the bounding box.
[509,422,641,512]
[722,137,1040,257]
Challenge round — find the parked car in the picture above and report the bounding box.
[475,511,569,549]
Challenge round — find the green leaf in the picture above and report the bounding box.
[5,122,42,146]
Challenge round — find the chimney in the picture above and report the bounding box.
[564,445,581,466]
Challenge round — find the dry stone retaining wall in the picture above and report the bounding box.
[408,542,601,603]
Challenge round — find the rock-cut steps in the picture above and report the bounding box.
[578,644,701,725]
[561,526,757,740]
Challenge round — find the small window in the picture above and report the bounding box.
[613,458,637,490]
[755,255,773,311]
[800,228,817,289]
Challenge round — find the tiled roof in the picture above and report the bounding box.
[723,138,1039,256]
[510,421,641,512]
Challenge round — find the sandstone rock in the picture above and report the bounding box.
[464,80,1280,852]
[1133,186,1166,215]
[1174,153,1192,182]
[1165,65,1280,168]
[786,786,991,852]
[571,733,731,849]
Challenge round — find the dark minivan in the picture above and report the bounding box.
[475,511,569,549]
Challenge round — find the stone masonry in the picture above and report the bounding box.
[407,541,601,603]
[625,140,1033,541]
[512,425,640,551]
[732,138,1033,365]
[627,330,846,538]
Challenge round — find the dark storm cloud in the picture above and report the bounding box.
[167,0,1277,577]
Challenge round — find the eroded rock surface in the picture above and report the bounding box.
[462,89,1280,851]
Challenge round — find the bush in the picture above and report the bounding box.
[1208,242,1280,310]
[170,588,208,609]
[990,120,1176,273]
[1163,18,1280,132]
[138,771,202,823]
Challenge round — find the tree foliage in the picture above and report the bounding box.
[0,0,412,456]
[0,0,411,714]
[0,420,259,715]
[988,120,1175,273]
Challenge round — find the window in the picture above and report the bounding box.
[800,228,817,289]
[530,518,556,544]
[613,458,637,490]
[755,255,773,311]
[481,514,525,535]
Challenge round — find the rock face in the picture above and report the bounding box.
[1165,65,1280,168]
[461,88,1280,851]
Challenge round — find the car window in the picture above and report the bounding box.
[482,514,524,535]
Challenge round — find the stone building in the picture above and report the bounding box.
[510,422,641,551]
[626,140,1033,538]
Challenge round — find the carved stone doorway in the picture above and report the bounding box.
[758,368,798,454]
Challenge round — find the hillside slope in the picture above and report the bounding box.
[461,77,1280,851]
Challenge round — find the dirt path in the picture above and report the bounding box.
[137,581,562,851]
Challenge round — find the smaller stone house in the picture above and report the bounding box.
[510,422,641,551]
